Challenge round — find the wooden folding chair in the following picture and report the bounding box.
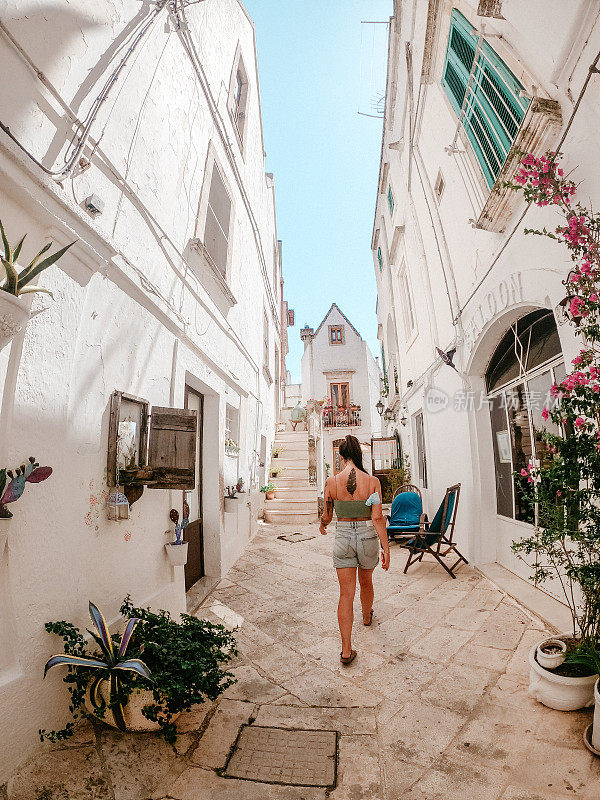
[401,483,468,578]
[392,483,422,501]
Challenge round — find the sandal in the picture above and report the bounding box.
[340,650,357,665]
[363,610,374,627]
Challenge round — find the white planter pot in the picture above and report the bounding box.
[529,642,597,710]
[85,681,179,732]
[224,497,238,513]
[0,291,31,350]
[165,541,188,566]
[536,638,567,670]
[593,679,600,752]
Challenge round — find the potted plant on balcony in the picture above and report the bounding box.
[0,219,75,349]
[260,482,276,501]
[41,598,236,743]
[507,152,600,710]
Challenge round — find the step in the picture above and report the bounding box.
[270,467,308,478]
[271,487,318,500]
[265,498,317,511]
[271,458,309,469]
[275,432,309,442]
[264,509,319,524]
[273,443,309,454]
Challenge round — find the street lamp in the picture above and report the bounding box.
[376,400,384,417]
[384,408,395,422]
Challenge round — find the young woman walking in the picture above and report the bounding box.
[319,435,390,664]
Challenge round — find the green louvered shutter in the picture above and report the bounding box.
[377,247,383,271]
[441,9,530,189]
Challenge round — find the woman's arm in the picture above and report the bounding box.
[370,477,390,571]
[319,478,334,535]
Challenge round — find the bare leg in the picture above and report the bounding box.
[358,567,375,624]
[336,568,357,658]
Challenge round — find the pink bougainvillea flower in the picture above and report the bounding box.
[541,407,549,420]
[575,416,585,427]
[520,468,528,477]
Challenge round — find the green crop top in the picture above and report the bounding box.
[334,499,372,520]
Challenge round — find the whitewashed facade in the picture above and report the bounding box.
[0,0,285,778]
[374,1,600,597]
[299,304,381,480]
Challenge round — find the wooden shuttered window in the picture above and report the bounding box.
[414,411,428,489]
[204,164,231,275]
[441,8,529,189]
[147,407,197,489]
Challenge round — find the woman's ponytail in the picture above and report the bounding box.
[338,434,367,473]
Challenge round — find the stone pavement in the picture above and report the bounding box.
[8,521,600,800]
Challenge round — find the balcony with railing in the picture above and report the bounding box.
[322,404,361,429]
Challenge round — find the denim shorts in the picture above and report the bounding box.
[333,521,380,569]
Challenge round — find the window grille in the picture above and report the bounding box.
[441,8,529,189]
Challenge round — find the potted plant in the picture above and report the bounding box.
[536,638,567,670]
[260,482,276,501]
[41,597,236,743]
[236,477,245,493]
[225,438,240,456]
[165,504,189,567]
[0,457,52,520]
[271,448,279,459]
[224,486,238,513]
[507,152,600,710]
[0,219,75,349]
[270,466,285,479]
[561,643,600,754]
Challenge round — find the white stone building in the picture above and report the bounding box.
[0,0,286,778]
[298,304,382,480]
[374,0,600,608]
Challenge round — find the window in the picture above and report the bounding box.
[330,382,350,408]
[329,325,344,345]
[441,8,530,189]
[225,404,240,447]
[230,53,249,143]
[487,310,564,521]
[273,241,279,295]
[387,185,394,215]
[434,170,445,202]
[377,247,383,271]
[203,164,231,275]
[414,411,428,488]
[263,309,269,367]
[399,268,415,338]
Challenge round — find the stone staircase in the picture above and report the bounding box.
[263,430,318,524]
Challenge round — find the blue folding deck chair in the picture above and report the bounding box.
[401,483,467,578]
[386,486,425,541]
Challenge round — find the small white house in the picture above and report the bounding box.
[299,304,382,478]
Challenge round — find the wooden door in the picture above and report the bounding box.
[184,387,204,590]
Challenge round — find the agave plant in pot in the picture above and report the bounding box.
[41,597,236,743]
[0,219,75,349]
[506,151,600,711]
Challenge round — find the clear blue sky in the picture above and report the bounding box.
[243,0,392,382]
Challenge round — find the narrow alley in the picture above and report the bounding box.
[10,522,600,800]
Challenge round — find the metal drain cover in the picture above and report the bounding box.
[224,725,337,787]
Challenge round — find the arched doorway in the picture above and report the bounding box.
[484,309,565,581]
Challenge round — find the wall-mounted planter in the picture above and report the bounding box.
[0,291,32,350]
[224,497,238,513]
[165,541,188,566]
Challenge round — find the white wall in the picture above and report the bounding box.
[0,0,282,779]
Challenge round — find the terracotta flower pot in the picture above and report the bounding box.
[265,491,275,500]
[0,291,31,349]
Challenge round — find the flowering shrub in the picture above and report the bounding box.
[506,152,600,641]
